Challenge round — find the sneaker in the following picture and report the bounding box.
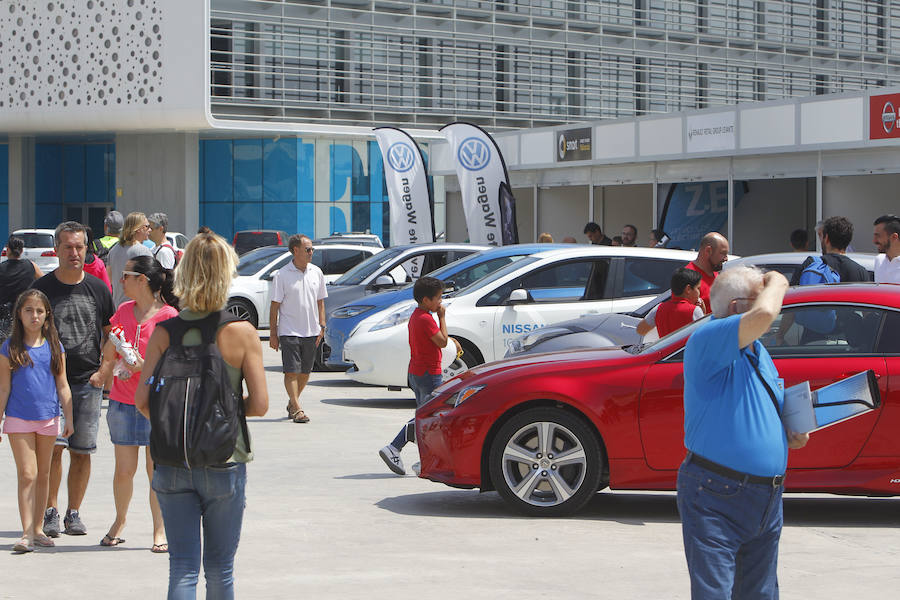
[379,445,405,475]
[411,462,421,476]
[43,507,60,538]
[63,510,87,536]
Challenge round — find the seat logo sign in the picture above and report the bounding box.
[869,93,900,139]
[387,142,416,173]
[457,137,491,171]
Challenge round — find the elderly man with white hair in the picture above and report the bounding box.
[677,266,809,599]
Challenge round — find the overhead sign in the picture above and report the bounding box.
[869,93,900,139]
[686,112,736,153]
[556,127,592,162]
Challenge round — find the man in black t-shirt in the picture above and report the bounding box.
[789,216,871,285]
[31,222,115,538]
[584,222,613,246]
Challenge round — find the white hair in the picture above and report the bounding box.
[710,266,764,318]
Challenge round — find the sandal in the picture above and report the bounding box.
[33,534,55,548]
[151,543,168,553]
[100,534,125,547]
[292,409,310,423]
[13,537,34,553]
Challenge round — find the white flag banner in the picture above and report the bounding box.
[440,122,512,246]
[374,127,434,278]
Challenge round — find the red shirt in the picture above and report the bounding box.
[685,261,716,314]
[84,256,112,292]
[655,297,700,337]
[109,301,179,405]
[408,307,441,376]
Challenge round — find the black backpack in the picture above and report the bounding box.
[148,311,249,469]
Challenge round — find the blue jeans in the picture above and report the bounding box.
[390,372,442,450]
[676,458,783,600]
[151,463,247,600]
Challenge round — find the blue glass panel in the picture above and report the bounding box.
[263,202,298,235]
[263,138,297,204]
[85,144,107,204]
[233,139,263,204]
[298,141,315,202]
[297,202,315,237]
[203,140,233,203]
[35,144,62,206]
[367,140,385,241]
[202,203,234,241]
[63,145,86,204]
[106,144,116,206]
[329,205,348,233]
[330,143,352,203]
[36,204,63,229]
[233,202,263,232]
[198,141,205,213]
[350,145,368,203]
[0,145,7,236]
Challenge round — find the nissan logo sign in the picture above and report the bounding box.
[387,142,416,173]
[883,101,897,134]
[457,137,491,171]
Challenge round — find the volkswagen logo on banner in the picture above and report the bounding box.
[457,137,491,171]
[387,142,416,173]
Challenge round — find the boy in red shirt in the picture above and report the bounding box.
[636,267,705,338]
[380,276,456,475]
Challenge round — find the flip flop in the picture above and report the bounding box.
[151,543,168,553]
[13,538,34,553]
[292,409,310,423]
[100,534,125,547]
[33,535,55,548]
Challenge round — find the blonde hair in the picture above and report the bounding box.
[174,231,238,312]
[119,212,147,245]
[537,232,553,243]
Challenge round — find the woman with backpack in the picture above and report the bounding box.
[136,231,268,599]
[93,256,178,551]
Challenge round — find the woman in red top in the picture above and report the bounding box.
[93,256,178,551]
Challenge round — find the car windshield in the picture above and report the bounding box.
[332,246,407,285]
[626,291,671,318]
[449,256,540,297]
[236,246,287,276]
[428,251,530,290]
[631,313,712,354]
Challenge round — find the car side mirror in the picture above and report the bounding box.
[507,288,530,304]
[373,274,395,287]
[443,280,457,294]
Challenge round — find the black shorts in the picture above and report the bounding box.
[279,336,317,374]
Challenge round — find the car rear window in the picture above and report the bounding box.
[236,246,287,275]
[20,233,54,248]
[234,232,282,254]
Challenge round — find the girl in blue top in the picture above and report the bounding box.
[0,289,73,553]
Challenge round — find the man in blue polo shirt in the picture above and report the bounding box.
[679,266,809,599]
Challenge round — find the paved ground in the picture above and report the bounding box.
[1,343,898,599]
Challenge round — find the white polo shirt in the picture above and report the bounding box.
[875,253,900,284]
[271,260,328,338]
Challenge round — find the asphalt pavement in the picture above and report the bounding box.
[0,343,898,599]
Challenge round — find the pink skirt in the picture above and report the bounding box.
[2,415,60,436]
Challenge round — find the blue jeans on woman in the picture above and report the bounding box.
[152,462,247,600]
[676,457,783,600]
[390,372,443,450]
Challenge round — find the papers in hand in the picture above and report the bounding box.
[781,370,881,434]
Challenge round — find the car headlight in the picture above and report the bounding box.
[444,385,485,408]
[369,304,416,332]
[331,305,375,319]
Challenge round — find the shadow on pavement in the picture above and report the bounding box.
[320,398,414,409]
[307,378,375,388]
[336,473,404,480]
[783,496,900,527]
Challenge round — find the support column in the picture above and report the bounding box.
[8,137,35,231]
[816,151,823,253]
[727,158,734,249]
[115,133,199,235]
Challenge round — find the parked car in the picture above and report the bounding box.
[504,251,877,358]
[232,229,289,255]
[324,244,566,370]
[165,232,190,255]
[226,244,382,328]
[416,284,900,516]
[1,228,59,272]
[314,232,383,248]
[342,246,700,387]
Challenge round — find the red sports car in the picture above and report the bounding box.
[416,284,900,516]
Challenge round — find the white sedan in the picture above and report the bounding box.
[342,246,701,387]
[227,243,381,328]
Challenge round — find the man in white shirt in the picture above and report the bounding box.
[148,212,177,270]
[873,215,900,284]
[270,234,328,423]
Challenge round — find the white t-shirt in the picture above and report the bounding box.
[152,243,176,270]
[874,253,900,284]
[271,261,328,338]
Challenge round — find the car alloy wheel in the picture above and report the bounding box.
[489,407,603,516]
[226,298,258,329]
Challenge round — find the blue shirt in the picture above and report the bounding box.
[1,338,63,421]
[683,314,787,477]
